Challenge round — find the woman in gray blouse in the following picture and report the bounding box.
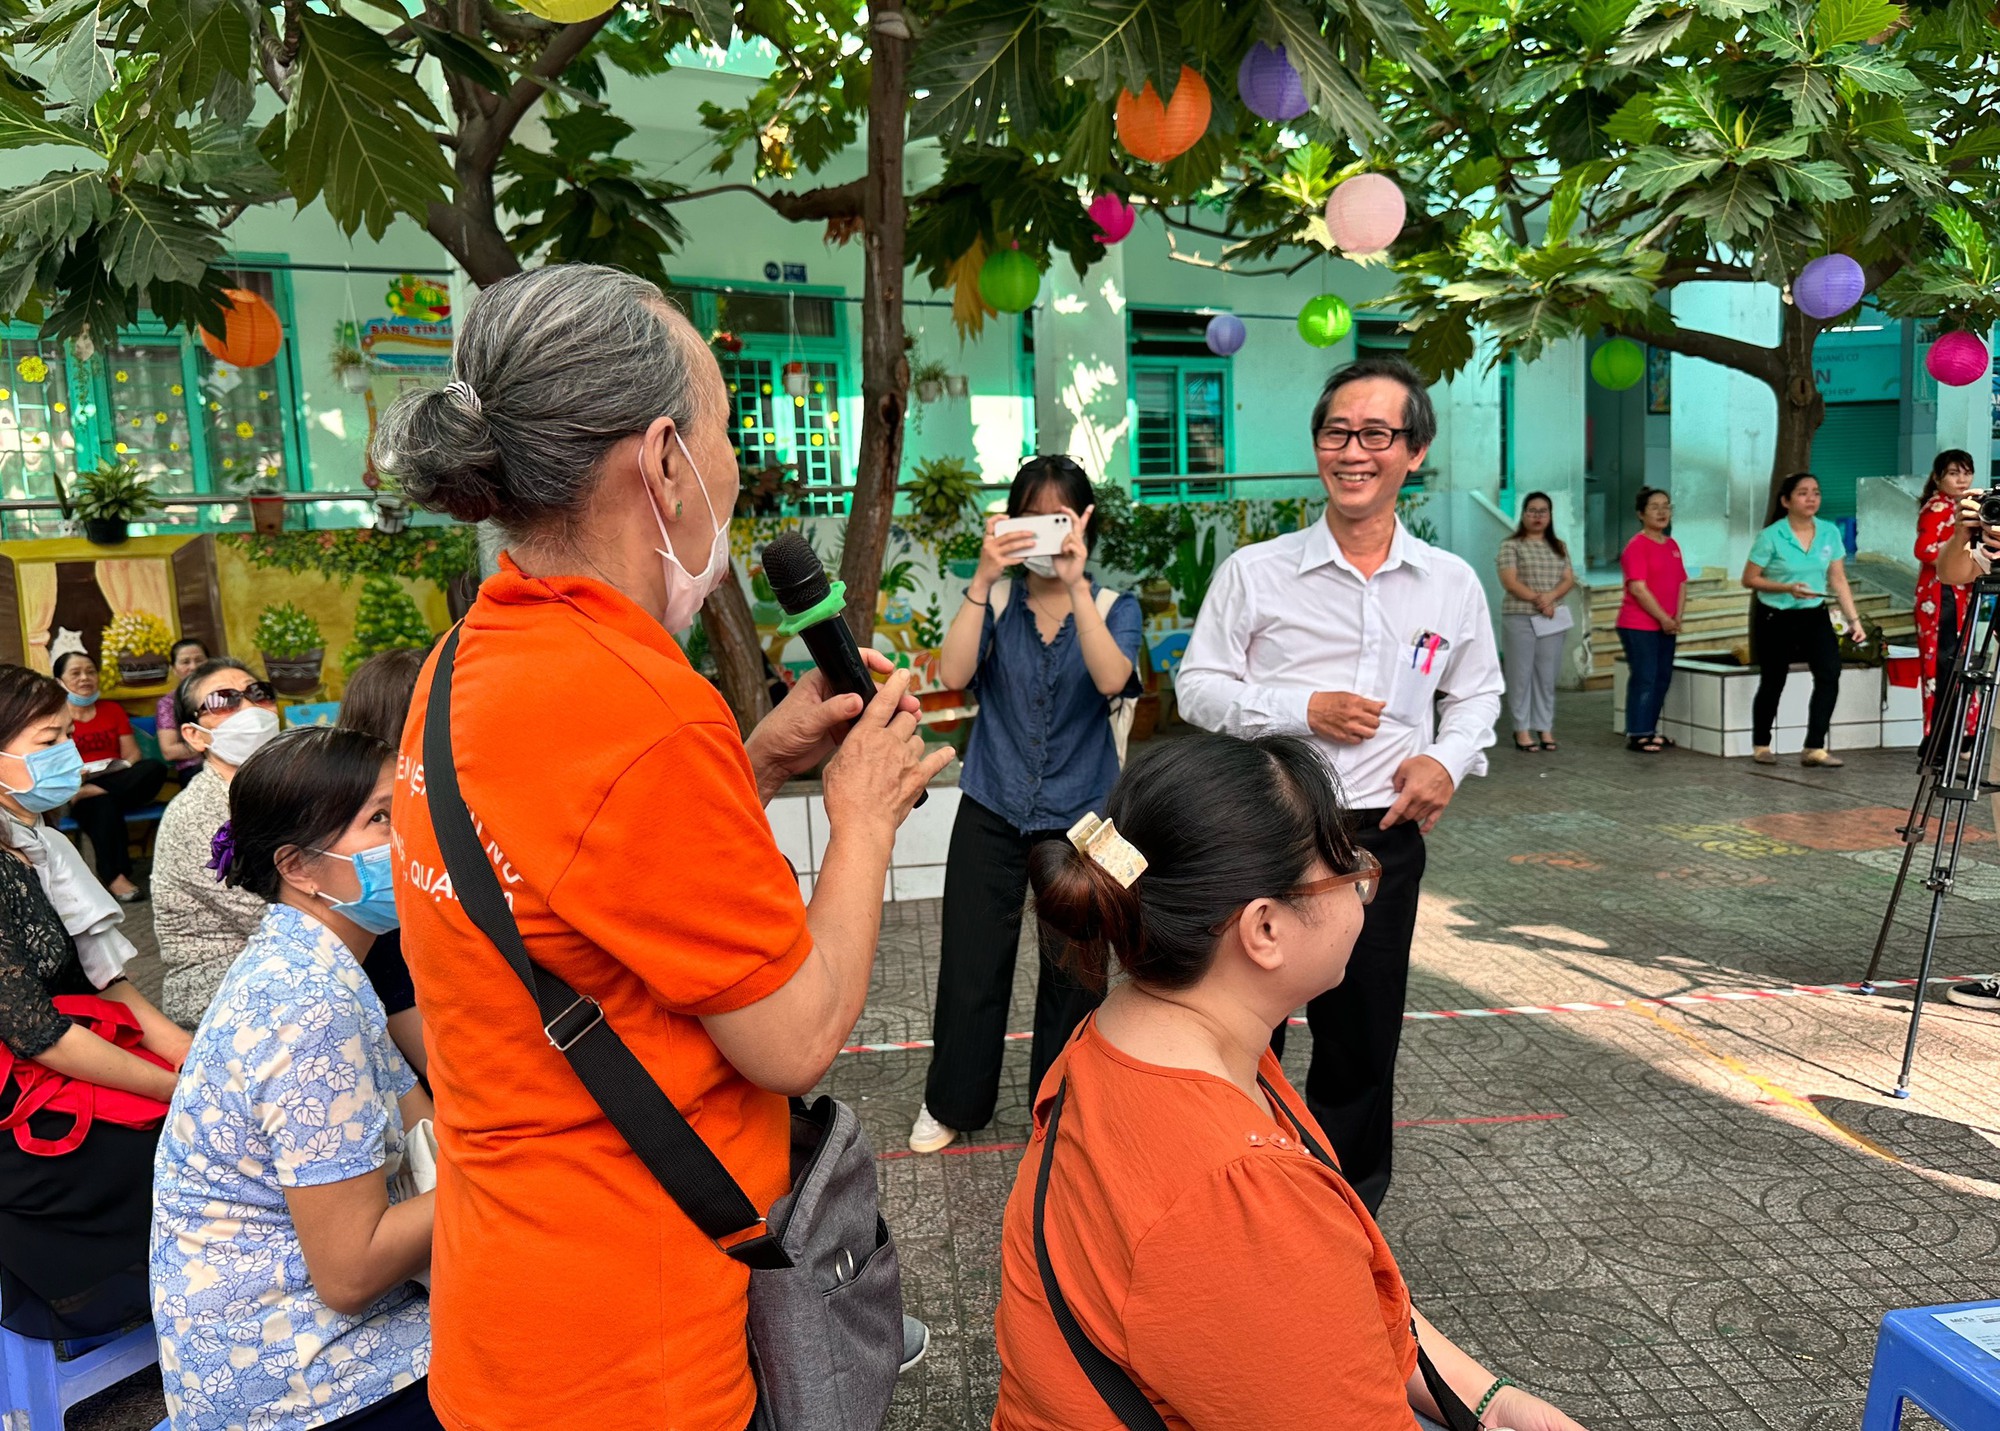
[1495,492,1577,752]
[151,660,281,1027]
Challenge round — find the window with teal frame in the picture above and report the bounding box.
[1131,358,1231,501]
[0,264,310,534]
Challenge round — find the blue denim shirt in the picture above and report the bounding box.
[959,581,1144,835]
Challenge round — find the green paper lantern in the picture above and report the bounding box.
[1297,294,1353,348]
[1590,338,1646,391]
[979,249,1042,313]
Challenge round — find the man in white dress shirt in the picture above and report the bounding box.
[1178,356,1503,1212]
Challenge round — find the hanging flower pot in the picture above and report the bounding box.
[249,493,287,535]
[340,366,371,394]
[1115,67,1212,165]
[1590,338,1647,391]
[1793,254,1865,321]
[1205,313,1246,356]
[1087,193,1137,244]
[1324,174,1407,257]
[199,290,284,370]
[782,362,809,398]
[1297,294,1354,348]
[1927,329,1991,387]
[916,378,944,403]
[978,248,1042,313]
[1237,42,1309,123]
[944,374,970,398]
[374,497,410,535]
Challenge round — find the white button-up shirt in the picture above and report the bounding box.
[1178,517,1503,811]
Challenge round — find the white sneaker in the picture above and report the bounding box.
[908,1105,959,1154]
[1946,977,2000,1012]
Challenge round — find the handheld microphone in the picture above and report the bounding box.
[762,532,926,806]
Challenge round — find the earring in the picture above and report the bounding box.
[675,500,683,518]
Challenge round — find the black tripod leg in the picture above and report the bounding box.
[1897,807,1970,1097]
[1862,771,1937,991]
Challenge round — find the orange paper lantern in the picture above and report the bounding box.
[1115,67,1212,165]
[199,289,283,370]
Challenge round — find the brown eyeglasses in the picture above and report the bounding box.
[1211,849,1381,932]
[198,681,277,716]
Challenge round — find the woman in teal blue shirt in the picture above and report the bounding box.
[1740,472,1869,767]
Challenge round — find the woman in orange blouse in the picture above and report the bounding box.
[1915,449,1978,733]
[997,732,1592,1431]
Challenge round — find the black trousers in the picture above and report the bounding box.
[68,759,168,883]
[924,794,1104,1132]
[1271,816,1426,1215]
[323,1378,446,1430]
[1752,605,1842,747]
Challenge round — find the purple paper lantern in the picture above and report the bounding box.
[1927,329,1991,387]
[1087,192,1136,244]
[1238,42,1309,123]
[1205,312,1246,356]
[1793,254,1865,321]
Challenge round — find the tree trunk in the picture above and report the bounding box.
[702,574,773,734]
[837,0,911,647]
[1765,302,1827,523]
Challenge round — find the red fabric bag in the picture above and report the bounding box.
[0,994,172,1156]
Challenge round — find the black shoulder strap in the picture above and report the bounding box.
[1258,1076,1483,1431]
[421,624,790,1270]
[1032,1082,1169,1431]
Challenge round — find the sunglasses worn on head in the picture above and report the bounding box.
[199,681,277,716]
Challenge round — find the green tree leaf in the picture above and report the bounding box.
[686,0,733,49]
[0,168,113,243]
[908,0,1059,143]
[1043,0,1180,100]
[1812,0,1902,50]
[140,0,252,119]
[100,185,222,291]
[1622,147,1725,200]
[407,20,511,96]
[1260,0,1387,143]
[282,12,456,239]
[53,5,111,111]
[0,107,99,152]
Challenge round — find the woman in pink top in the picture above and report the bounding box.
[1615,487,1686,753]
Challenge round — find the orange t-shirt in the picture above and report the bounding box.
[993,1019,1418,1430]
[392,557,812,1431]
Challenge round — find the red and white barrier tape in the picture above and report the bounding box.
[836,974,1987,1057]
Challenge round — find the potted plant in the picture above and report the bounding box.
[734,460,803,519]
[341,575,434,672]
[234,457,287,534]
[905,455,980,545]
[937,527,985,580]
[910,357,949,405]
[331,340,370,394]
[47,464,79,538]
[369,471,410,534]
[944,373,970,398]
[1164,512,1218,622]
[101,610,174,688]
[256,602,326,695]
[1091,483,1178,611]
[73,459,156,545]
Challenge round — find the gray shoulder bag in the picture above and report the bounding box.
[422,624,904,1431]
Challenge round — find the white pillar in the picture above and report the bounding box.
[1431,334,1501,501]
[1033,247,1131,486]
[1934,323,1996,468]
[1511,336,1588,561]
[1670,284,1779,573]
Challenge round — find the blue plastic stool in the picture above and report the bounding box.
[1863,1299,2000,1430]
[0,1320,169,1430]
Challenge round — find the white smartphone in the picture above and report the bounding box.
[994,512,1072,558]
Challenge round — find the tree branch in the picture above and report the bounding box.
[467,12,616,171]
[1655,263,1759,289]
[663,180,866,222]
[1611,317,1781,385]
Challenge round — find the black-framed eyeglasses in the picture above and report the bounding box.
[1315,426,1410,453]
[198,681,277,716]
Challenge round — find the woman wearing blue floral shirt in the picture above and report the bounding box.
[908,456,1143,1155]
[152,727,437,1431]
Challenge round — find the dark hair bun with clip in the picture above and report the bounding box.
[1028,837,1144,992]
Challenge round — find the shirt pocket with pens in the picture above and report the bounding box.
[1383,630,1448,727]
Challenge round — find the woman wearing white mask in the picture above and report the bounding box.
[150,659,283,1027]
[0,663,186,1342]
[370,264,946,1431]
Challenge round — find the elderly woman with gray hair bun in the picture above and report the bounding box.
[374,263,946,1431]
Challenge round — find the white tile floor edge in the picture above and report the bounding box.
[771,784,959,903]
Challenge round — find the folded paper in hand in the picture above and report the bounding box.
[1529,606,1574,638]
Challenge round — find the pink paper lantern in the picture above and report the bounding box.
[1088,193,1136,244]
[1927,329,1991,388]
[1238,42,1308,123]
[1793,254,1865,321]
[1324,173,1406,256]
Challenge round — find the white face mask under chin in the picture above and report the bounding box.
[1022,554,1058,579]
[648,432,731,631]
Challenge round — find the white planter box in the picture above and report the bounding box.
[1611,658,1916,756]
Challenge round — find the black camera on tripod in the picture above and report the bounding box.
[1974,490,2000,528]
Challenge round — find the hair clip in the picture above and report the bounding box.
[444,379,482,415]
[207,820,237,882]
[1068,813,1147,888]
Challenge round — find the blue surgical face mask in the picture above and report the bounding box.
[309,841,399,934]
[66,690,95,708]
[1,739,84,813]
